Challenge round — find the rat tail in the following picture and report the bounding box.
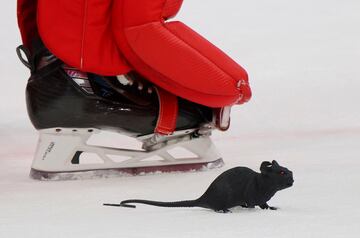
[105,199,202,208]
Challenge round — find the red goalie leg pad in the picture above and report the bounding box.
[112,0,252,108]
[17,0,39,49]
[37,0,131,76]
[162,0,184,20]
[154,87,178,135]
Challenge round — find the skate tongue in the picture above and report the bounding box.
[103,203,136,208]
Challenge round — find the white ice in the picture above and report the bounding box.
[0,0,360,237]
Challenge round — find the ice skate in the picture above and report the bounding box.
[19,43,223,180]
[17,0,252,180]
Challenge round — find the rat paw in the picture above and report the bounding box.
[259,203,277,210]
[241,205,255,209]
[215,209,232,213]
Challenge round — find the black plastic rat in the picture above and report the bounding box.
[103,160,294,213]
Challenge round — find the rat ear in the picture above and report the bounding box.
[272,160,279,167]
[260,161,272,174]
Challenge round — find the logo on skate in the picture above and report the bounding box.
[42,142,55,160]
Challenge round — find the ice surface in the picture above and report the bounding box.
[1,0,360,237]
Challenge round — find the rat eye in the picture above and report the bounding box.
[279,171,285,175]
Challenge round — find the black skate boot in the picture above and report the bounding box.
[17,41,224,180]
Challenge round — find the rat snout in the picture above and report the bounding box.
[287,178,294,186]
[287,171,294,186]
[287,176,294,187]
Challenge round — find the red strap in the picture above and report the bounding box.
[154,87,178,135]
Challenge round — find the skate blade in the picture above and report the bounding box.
[30,128,224,181]
[30,159,224,181]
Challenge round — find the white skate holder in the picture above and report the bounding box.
[30,128,224,180]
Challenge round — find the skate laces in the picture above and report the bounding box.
[89,73,155,106]
[17,44,58,72]
[16,45,33,70]
[117,74,154,95]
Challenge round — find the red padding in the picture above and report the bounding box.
[37,0,130,76]
[117,21,251,107]
[162,0,183,19]
[17,0,39,49]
